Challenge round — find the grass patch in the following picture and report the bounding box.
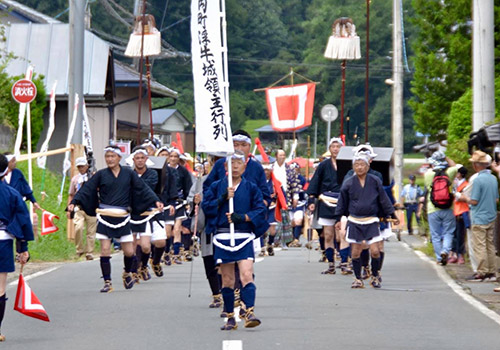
[243,119,269,141]
[15,161,82,262]
[404,153,425,159]
[416,240,435,258]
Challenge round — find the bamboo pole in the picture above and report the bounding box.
[16,146,73,162]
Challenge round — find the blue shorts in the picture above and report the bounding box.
[0,239,15,273]
[213,234,255,265]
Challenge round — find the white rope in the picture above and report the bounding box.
[96,200,187,228]
[319,194,337,207]
[96,213,131,229]
[212,233,255,252]
[129,211,160,225]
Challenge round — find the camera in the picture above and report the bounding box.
[467,122,500,162]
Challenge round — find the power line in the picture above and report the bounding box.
[108,0,134,19]
[159,0,170,31]
[160,15,190,32]
[98,0,133,29]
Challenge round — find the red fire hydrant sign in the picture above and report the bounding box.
[12,79,37,104]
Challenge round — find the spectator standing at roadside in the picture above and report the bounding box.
[449,167,469,264]
[461,151,498,282]
[424,151,461,265]
[67,157,97,260]
[400,174,423,235]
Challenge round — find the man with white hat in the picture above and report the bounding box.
[342,144,383,279]
[460,150,498,282]
[334,151,398,288]
[307,137,343,274]
[67,156,96,260]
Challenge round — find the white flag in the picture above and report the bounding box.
[37,81,57,169]
[81,98,93,155]
[191,0,233,154]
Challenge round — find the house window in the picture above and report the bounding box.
[163,134,171,145]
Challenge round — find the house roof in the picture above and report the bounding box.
[0,22,177,99]
[1,23,109,97]
[114,62,177,99]
[152,109,188,125]
[255,124,309,133]
[0,0,61,24]
[116,119,170,135]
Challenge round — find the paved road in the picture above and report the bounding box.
[3,239,499,350]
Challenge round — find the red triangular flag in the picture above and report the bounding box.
[176,132,185,154]
[41,210,59,235]
[14,274,50,322]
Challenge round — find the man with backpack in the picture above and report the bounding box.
[424,151,461,265]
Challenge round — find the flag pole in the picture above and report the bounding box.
[27,102,33,219]
[220,0,235,247]
[227,156,235,247]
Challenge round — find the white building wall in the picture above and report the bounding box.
[86,106,110,170]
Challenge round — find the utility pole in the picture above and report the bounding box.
[391,0,404,193]
[472,0,495,131]
[132,0,142,71]
[69,0,85,144]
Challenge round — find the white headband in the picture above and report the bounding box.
[142,141,157,150]
[170,148,181,156]
[104,146,123,157]
[157,146,169,154]
[329,137,344,146]
[353,144,377,159]
[132,149,148,157]
[352,151,370,165]
[232,134,251,144]
[5,155,15,162]
[227,153,246,162]
[262,163,273,170]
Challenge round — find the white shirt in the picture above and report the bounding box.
[4,171,12,184]
[273,162,287,191]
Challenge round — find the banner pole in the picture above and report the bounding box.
[27,103,33,220]
[227,156,235,246]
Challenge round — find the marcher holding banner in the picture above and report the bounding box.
[202,151,269,330]
[0,154,34,341]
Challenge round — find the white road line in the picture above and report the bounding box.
[402,241,500,326]
[222,340,242,350]
[254,257,264,263]
[8,266,61,287]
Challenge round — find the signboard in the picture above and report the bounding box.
[321,104,338,122]
[12,79,37,104]
[191,0,234,154]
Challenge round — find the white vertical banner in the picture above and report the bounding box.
[191,0,233,155]
[81,98,93,155]
[13,66,34,157]
[37,81,58,169]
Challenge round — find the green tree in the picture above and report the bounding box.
[409,0,471,137]
[0,64,47,150]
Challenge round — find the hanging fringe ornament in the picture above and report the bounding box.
[124,14,162,57]
[324,17,361,60]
